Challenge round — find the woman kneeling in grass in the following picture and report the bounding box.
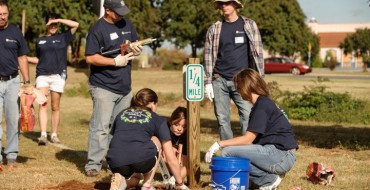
[107,88,188,190]
[205,68,299,190]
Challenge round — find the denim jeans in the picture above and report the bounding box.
[222,144,296,187]
[212,77,252,140]
[0,76,20,162]
[85,85,132,172]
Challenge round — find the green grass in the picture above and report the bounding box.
[1,66,369,189]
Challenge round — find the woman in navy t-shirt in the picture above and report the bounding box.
[205,69,299,190]
[107,88,188,190]
[162,106,188,181]
[27,12,79,145]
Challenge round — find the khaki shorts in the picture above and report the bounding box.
[36,74,66,93]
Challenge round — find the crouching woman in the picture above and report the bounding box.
[205,69,299,190]
[107,88,188,190]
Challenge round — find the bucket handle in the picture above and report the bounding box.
[211,169,242,187]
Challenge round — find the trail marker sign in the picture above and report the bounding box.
[185,64,204,101]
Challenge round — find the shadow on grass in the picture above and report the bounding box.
[55,149,87,173]
[200,118,370,150]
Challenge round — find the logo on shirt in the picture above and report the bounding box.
[122,31,131,35]
[235,30,244,34]
[53,40,61,43]
[120,109,152,124]
[5,38,17,43]
[38,40,47,44]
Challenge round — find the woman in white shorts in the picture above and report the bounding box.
[27,12,79,145]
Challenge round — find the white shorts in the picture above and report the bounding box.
[36,74,66,93]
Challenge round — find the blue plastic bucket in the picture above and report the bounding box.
[210,157,251,190]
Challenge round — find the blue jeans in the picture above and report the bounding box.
[222,144,296,187]
[212,77,252,140]
[85,86,132,172]
[0,76,20,162]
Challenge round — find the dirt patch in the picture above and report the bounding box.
[37,180,98,190]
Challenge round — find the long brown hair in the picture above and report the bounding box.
[233,68,269,102]
[129,88,158,111]
[168,106,187,126]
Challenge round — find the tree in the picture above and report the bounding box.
[125,0,165,55]
[8,0,97,61]
[161,0,218,57]
[340,28,370,72]
[241,0,319,62]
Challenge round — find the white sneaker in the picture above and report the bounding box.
[259,176,282,190]
[110,173,127,190]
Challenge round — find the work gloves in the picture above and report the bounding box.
[114,52,135,67]
[128,43,143,56]
[205,84,214,102]
[205,142,221,163]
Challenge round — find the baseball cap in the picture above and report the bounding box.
[104,0,130,16]
[214,0,243,9]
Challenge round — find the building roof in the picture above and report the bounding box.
[318,32,349,48]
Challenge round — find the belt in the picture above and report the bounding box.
[0,73,18,81]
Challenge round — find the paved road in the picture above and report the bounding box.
[265,68,370,80]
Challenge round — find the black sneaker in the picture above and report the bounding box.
[86,169,99,177]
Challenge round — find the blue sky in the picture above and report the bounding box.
[298,0,370,23]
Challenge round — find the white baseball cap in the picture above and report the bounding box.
[214,0,243,9]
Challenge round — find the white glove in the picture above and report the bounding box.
[128,44,143,56]
[205,84,214,102]
[165,176,175,190]
[205,142,220,163]
[114,52,135,67]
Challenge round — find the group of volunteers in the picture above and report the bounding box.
[0,0,298,189]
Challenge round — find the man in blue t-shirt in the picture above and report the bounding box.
[203,0,264,141]
[84,0,142,177]
[0,0,31,170]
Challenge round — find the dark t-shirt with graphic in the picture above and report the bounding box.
[85,18,138,95]
[0,24,29,76]
[107,109,171,168]
[248,96,299,150]
[35,31,75,77]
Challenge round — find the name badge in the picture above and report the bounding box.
[235,36,244,44]
[110,32,119,40]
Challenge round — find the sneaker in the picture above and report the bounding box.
[0,161,3,172]
[259,176,282,190]
[7,159,17,169]
[50,136,61,144]
[38,136,48,146]
[85,169,100,177]
[110,173,127,190]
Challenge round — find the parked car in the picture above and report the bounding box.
[264,57,312,75]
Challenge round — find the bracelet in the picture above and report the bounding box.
[22,81,30,84]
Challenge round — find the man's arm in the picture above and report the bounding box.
[203,26,214,85]
[18,55,30,81]
[86,54,116,66]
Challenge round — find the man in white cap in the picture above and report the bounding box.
[84,0,142,177]
[203,0,264,139]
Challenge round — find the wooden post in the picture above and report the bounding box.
[186,58,201,188]
[21,9,26,36]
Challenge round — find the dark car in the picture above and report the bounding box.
[264,57,312,75]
